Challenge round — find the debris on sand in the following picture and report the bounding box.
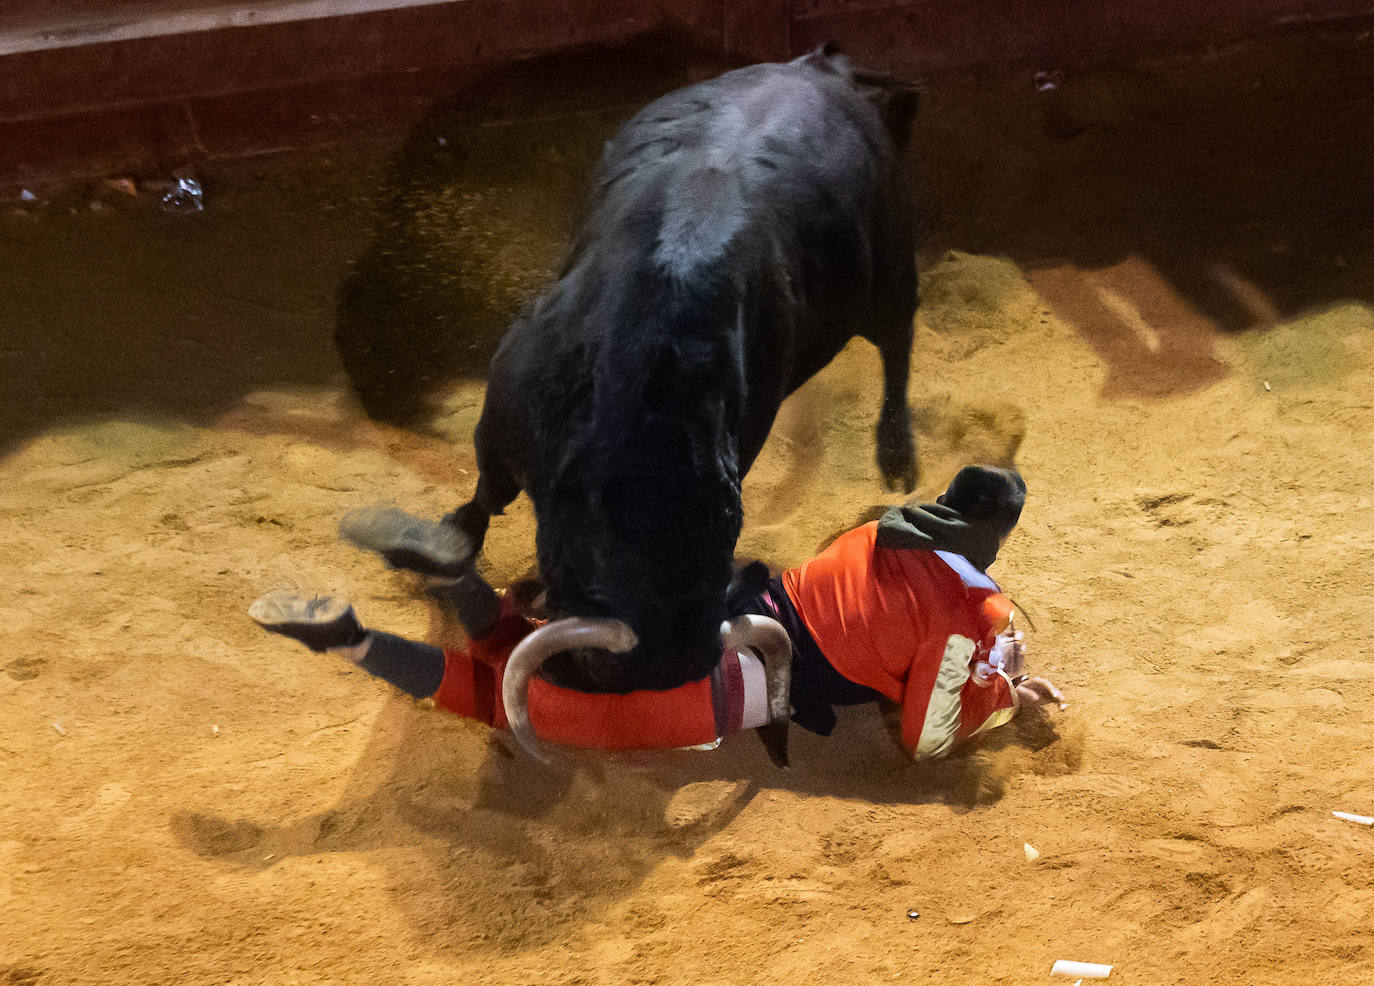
[1051,959,1112,978]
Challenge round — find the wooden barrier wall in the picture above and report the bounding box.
[2,0,1371,185]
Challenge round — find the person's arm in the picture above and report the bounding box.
[899,627,1064,757]
[898,633,981,758]
[957,666,1019,740]
[970,614,1024,683]
[976,620,1065,709]
[962,624,1064,740]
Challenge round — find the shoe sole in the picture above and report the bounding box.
[339,505,472,576]
[249,590,352,628]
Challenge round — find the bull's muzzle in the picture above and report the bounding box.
[500,614,793,765]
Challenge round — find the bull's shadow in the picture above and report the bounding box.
[170,679,1076,955]
[5,22,1367,459]
[341,18,1374,426]
[332,26,726,426]
[0,27,724,459]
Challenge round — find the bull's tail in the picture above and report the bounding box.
[852,67,921,149]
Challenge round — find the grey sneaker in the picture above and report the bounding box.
[338,505,473,577]
[249,590,366,652]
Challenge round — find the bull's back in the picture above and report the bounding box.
[594,59,902,284]
[482,52,915,480]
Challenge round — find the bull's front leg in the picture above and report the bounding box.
[437,405,526,566]
[440,499,493,565]
[438,431,523,568]
[875,322,918,494]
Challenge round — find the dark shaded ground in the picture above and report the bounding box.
[332,26,724,423]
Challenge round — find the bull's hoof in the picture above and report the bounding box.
[876,422,918,494]
[339,505,476,577]
[882,465,918,494]
[878,451,918,494]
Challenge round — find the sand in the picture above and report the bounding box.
[2,24,1373,986]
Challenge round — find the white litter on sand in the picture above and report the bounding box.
[1332,811,1374,826]
[1051,959,1112,979]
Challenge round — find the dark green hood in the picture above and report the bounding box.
[875,501,1005,572]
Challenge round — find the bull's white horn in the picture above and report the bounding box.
[721,614,792,725]
[501,616,638,762]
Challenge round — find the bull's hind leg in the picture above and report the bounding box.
[873,311,918,493]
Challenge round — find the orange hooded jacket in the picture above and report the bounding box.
[781,521,1016,758]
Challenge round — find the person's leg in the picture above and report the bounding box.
[339,503,506,638]
[338,504,470,577]
[249,590,445,699]
[425,571,503,640]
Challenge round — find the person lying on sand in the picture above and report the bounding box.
[249,465,1062,762]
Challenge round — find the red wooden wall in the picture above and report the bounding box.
[2,0,1372,186]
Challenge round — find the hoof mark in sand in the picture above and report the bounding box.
[1180,738,1226,750]
[694,850,752,885]
[170,812,264,857]
[4,658,46,681]
[1,966,44,986]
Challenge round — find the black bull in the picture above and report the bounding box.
[442,47,920,698]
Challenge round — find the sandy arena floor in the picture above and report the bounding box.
[2,24,1373,986]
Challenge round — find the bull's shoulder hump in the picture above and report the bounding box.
[611,62,874,161]
[586,62,893,276]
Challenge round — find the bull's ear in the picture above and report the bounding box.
[884,86,920,145]
[797,41,844,73]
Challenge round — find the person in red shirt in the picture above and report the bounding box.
[249,465,1061,761]
[755,464,1062,759]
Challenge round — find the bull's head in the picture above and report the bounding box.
[503,318,760,756]
[529,331,746,692]
[504,459,746,763]
[530,458,743,694]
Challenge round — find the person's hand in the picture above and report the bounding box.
[970,659,997,686]
[1014,676,1064,709]
[991,627,1026,677]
